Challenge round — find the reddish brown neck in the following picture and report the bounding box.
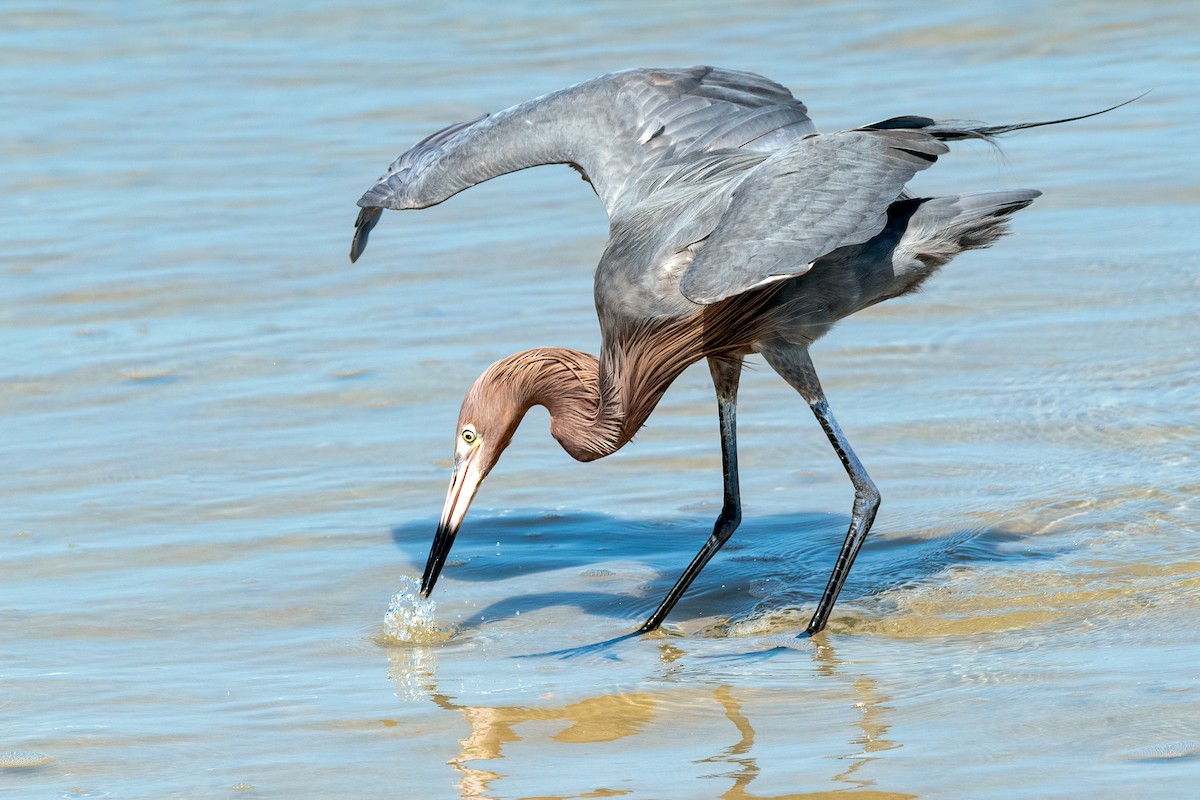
[483,288,785,463]
[485,346,655,463]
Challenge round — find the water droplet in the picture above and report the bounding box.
[380,576,453,644]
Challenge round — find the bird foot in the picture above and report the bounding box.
[520,629,816,662]
[519,630,646,661]
[698,632,817,663]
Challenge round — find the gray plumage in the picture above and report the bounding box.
[351,66,1114,642]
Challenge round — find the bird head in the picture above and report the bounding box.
[419,368,528,598]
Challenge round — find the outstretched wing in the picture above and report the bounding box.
[678,129,949,304]
[592,66,817,210]
[352,66,816,260]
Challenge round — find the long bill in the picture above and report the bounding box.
[420,451,484,598]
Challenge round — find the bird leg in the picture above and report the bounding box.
[760,344,880,637]
[635,355,745,634]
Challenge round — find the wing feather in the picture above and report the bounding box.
[355,66,815,220]
[679,129,948,304]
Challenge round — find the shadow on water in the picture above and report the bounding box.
[391,511,1066,632]
[381,514,1060,795]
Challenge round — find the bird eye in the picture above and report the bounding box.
[461,428,477,445]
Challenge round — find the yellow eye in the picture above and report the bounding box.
[461,428,477,445]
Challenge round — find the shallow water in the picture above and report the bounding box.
[3,1,1199,797]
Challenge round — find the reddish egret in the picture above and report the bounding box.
[351,66,1117,639]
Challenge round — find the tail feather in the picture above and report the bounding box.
[892,190,1041,291]
[863,94,1145,143]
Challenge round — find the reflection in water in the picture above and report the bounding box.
[430,689,656,797]
[702,640,908,800]
[386,644,439,703]
[385,640,912,799]
[815,642,902,789]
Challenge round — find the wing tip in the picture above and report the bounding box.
[349,206,383,263]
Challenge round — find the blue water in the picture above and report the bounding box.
[3,2,1199,797]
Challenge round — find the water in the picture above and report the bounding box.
[381,575,452,645]
[3,1,1198,797]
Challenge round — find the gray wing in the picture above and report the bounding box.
[678,129,949,304]
[601,67,817,208]
[352,66,816,259]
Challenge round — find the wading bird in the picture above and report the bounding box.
[352,66,1114,639]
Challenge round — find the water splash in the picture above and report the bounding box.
[380,575,454,645]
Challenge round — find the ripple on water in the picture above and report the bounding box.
[1124,740,1200,761]
[0,750,53,768]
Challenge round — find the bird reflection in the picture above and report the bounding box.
[701,641,905,799]
[386,640,910,799]
[430,689,656,798]
[811,639,902,784]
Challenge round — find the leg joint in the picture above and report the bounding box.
[712,506,741,543]
[855,481,881,517]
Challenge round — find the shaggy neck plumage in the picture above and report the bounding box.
[481,287,785,463]
[483,342,669,464]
